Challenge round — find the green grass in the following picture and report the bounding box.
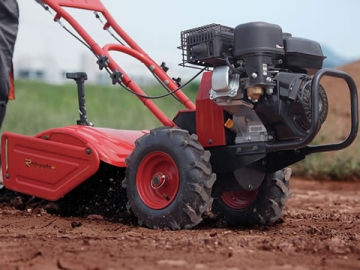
[291,151,360,180]
[2,80,198,135]
[291,118,360,180]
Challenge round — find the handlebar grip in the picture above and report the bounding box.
[66,72,88,81]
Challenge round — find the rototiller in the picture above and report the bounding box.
[2,0,358,229]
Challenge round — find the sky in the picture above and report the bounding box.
[14,0,360,81]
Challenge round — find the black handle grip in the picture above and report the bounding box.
[66,72,88,81]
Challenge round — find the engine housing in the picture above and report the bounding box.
[180,22,326,75]
[180,22,329,143]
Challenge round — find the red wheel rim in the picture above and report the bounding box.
[136,152,179,210]
[221,189,258,209]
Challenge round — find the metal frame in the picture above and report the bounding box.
[265,68,358,153]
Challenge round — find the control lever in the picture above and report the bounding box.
[66,72,93,126]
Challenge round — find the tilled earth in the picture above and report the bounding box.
[0,178,359,270]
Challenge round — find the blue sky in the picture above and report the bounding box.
[14,0,360,79]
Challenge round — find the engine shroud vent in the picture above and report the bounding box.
[292,80,328,133]
[179,24,234,68]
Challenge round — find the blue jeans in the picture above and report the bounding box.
[0,0,19,130]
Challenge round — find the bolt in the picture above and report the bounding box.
[252,145,259,151]
[247,184,253,190]
[266,77,272,83]
[164,80,169,85]
[208,139,213,144]
[230,90,236,96]
[5,173,9,179]
[268,135,274,140]
[236,147,243,154]
[86,148,91,155]
[149,65,155,71]
[266,87,274,95]
[44,135,49,140]
[251,73,258,79]
[247,96,259,103]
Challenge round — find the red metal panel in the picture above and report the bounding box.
[1,127,148,200]
[43,0,106,12]
[196,72,226,147]
[1,132,100,201]
[35,126,148,167]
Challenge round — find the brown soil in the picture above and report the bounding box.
[0,178,359,270]
[1,62,360,269]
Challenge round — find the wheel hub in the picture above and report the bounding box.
[221,189,258,209]
[136,151,180,210]
[151,172,166,189]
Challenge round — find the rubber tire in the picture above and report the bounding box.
[124,127,216,230]
[212,168,292,226]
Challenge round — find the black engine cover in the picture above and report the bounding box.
[254,72,328,141]
[284,36,326,75]
[233,22,285,58]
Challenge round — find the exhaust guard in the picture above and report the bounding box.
[210,68,358,195]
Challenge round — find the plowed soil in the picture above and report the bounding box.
[0,178,359,270]
[1,61,360,270]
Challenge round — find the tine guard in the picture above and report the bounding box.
[1,132,100,201]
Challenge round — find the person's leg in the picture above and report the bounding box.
[0,0,19,187]
[0,0,19,130]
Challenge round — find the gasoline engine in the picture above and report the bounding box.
[181,22,329,144]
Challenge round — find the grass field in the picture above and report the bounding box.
[3,80,198,135]
[3,80,359,180]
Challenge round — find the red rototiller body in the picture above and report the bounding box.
[2,0,358,229]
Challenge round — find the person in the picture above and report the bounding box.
[0,0,19,187]
[0,0,19,130]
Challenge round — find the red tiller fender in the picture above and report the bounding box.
[1,126,147,201]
